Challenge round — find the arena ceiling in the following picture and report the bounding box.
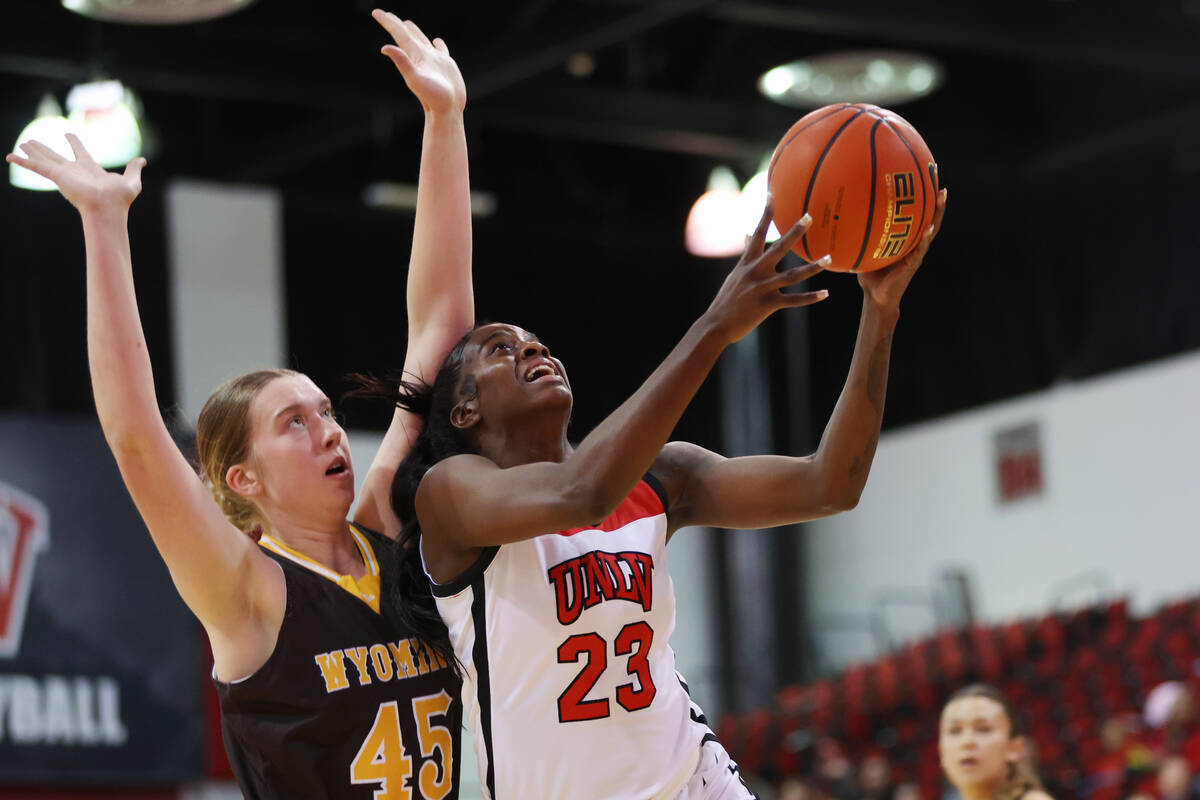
[3,0,1200,446]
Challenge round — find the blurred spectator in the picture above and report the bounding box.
[1089,716,1138,800]
[892,781,922,800]
[1158,756,1200,800]
[859,752,895,800]
[1141,682,1200,778]
[815,738,858,800]
[780,777,820,800]
[1146,683,1187,731]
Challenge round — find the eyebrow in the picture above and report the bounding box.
[480,329,513,347]
[272,397,331,422]
[273,403,305,422]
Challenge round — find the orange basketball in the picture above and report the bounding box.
[767,103,938,273]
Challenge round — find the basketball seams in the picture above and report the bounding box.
[766,103,855,181]
[852,118,885,272]
[796,107,869,260]
[879,116,932,256]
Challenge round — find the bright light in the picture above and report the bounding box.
[11,83,145,191]
[9,96,72,191]
[686,167,745,258]
[760,66,796,98]
[867,59,895,85]
[61,0,257,24]
[757,51,943,107]
[740,171,781,242]
[67,80,142,168]
[907,65,935,93]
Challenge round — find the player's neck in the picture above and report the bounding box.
[477,416,572,468]
[956,779,1001,800]
[264,517,363,577]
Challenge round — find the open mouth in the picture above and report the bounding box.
[325,458,348,476]
[524,363,557,382]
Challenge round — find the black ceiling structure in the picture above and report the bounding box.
[3,0,1200,451]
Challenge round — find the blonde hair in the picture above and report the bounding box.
[944,684,1046,800]
[195,368,299,534]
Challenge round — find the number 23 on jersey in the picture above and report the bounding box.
[557,621,657,722]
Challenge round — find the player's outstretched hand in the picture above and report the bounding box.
[6,134,144,214]
[702,197,830,344]
[372,9,465,115]
[859,187,947,309]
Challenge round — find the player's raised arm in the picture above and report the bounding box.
[6,137,282,670]
[416,207,829,553]
[654,189,948,535]
[353,10,474,538]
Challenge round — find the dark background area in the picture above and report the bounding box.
[3,0,1199,451]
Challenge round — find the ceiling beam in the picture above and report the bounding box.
[711,1,1200,80]
[228,0,717,181]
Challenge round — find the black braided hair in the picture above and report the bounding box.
[348,325,483,676]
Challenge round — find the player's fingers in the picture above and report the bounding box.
[892,224,935,274]
[432,37,449,55]
[760,212,811,268]
[19,140,68,164]
[5,152,53,179]
[777,289,830,308]
[372,9,415,48]
[65,133,96,164]
[123,156,146,182]
[381,44,414,73]
[741,198,776,260]
[403,19,433,49]
[769,256,829,289]
[930,188,948,234]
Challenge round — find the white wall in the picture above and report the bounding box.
[804,349,1200,669]
[166,180,285,424]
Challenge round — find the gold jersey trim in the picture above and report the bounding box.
[259,525,381,613]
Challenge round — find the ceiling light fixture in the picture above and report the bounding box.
[740,156,781,243]
[9,95,73,191]
[685,167,746,258]
[758,50,944,108]
[67,80,143,168]
[10,82,145,191]
[61,0,257,24]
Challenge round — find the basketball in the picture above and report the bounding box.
[767,103,938,273]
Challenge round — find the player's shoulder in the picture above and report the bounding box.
[653,441,722,483]
[651,441,721,513]
[1022,789,1054,800]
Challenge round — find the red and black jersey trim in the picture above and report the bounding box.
[558,474,670,537]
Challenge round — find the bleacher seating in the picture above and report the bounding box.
[719,596,1200,799]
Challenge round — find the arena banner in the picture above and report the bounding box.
[0,417,205,784]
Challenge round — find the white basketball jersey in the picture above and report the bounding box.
[426,475,714,800]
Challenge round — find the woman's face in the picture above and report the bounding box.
[457,323,572,428]
[233,374,355,526]
[938,696,1020,792]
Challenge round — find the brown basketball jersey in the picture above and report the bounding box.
[216,524,461,799]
